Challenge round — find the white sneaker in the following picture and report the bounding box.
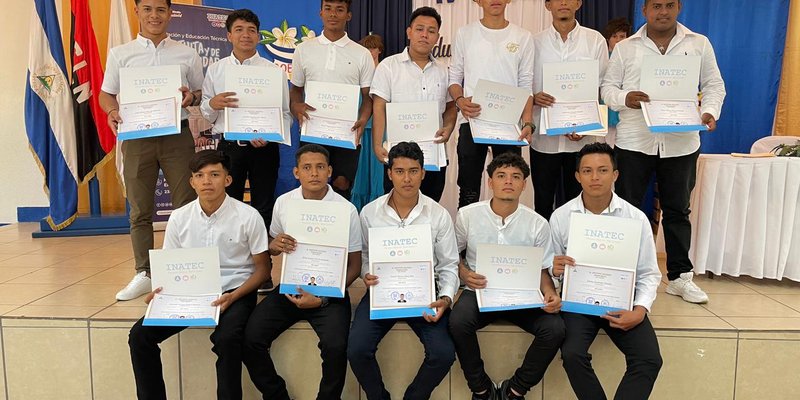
[666,272,709,304]
[116,271,152,301]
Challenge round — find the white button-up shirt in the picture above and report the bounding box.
[549,193,661,311]
[601,23,726,157]
[270,185,362,253]
[455,200,554,291]
[290,32,375,88]
[359,191,460,300]
[532,22,609,154]
[200,53,292,137]
[163,195,269,292]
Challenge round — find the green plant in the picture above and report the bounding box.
[772,140,800,157]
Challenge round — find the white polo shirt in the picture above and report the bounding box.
[290,32,375,88]
[359,191,460,300]
[600,23,726,157]
[270,185,362,253]
[200,53,292,136]
[370,47,451,119]
[163,195,269,292]
[532,22,609,154]
[549,193,661,311]
[455,200,554,291]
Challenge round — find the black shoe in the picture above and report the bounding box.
[471,383,496,400]
[499,380,524,400]
[257,278,274,294]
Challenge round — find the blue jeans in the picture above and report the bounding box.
[347,293,456,400]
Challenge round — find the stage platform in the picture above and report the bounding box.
[0,223,798,399]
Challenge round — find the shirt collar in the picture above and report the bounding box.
[317,31,352,47]
[291,185,337,201]
[631,22,694,43]
[196,194,232,220]
[485,200,521,228]
[228,51,261,65]
[570,192,624,215]
[399,47,436,64]
[379,191,427,226]
[136,33,170,49]
[548,20,581,42]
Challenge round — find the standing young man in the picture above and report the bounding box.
[448,0,535,208]
[550,143,662,399]
[243,144,362,400]
[531,0,609,220]
[348,142,459,400]
[129,150,270,400]
[370,6,456,202]
[601,0,726,303]
[290,0,375,200]
[100,0,204,301]
[449,153,565,400]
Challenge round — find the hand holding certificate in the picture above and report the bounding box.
[469,79,530,146]
[540,60,604,136]
[475,244,545,312]
[118,65,182,141]
[223,65,289,144]
[638,56,707,134]
[542,100,604,136]
[641,100,708,133]
[301,81,360,149]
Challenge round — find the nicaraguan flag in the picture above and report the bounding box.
[25,0,79,230]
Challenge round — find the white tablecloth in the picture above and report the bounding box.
[690,155,800,281]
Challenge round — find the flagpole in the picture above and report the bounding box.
[89,176,101,216]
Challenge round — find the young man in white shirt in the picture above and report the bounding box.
[448,0,535,208]
[242,144,362,400]
[449,153,565,400]
[348,142,458,400]
[550,143,662,399]
[290,0,375,200]
[129,150,270,400]
[601,0,726,304]
[100,0,204,301]
[370,6,456,202]
[531,0,609,221]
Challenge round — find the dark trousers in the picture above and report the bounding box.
[531,149,582,221]
[615,147,699,280]
[448,290,565,395]
[383,165,447,202]
[561,312,662,400]
[128,290,257,400]
[242,286,352,400]
[347,293,456,400]
[217,140,280,227]
[457,123,522,207]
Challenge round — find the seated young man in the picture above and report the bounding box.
[129,150,270,400]
[242,144,362,400]
[550,143,663,399]
[449,152,565,400]
[348,141,458,400]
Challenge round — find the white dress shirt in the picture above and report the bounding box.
[163,195,269,292]
[290,32,375,88]
[200,53,292,137]
[270,185,362,253]
[455,200,554,291]
[359,191,460,300]
[601,23,726,157]
[532,22,609,154]
[549,193,661,311]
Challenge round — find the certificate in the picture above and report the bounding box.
[470,79,530,146]
[223,65,289,144]
[144,293,220,327]
[386,101,441,143]
[301,81,360,149]
[641,100,708,133]
[639,55,701,100]
[542,100,604,136]
[562,264,635,316]
[279,199,352,297]
[475,244,545,312]
[118,97,179,141]
[387,140,446,172]
[542,60,600,102]
[469,118,526,146]
[368,224,436,319]
[118,65,182,141]
[224,106,285,142]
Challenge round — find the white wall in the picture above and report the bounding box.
[0,1,50,223]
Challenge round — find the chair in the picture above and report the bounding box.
[750,135,800,153]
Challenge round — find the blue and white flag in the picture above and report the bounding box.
[25,0,79,230]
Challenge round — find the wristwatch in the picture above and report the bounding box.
[318,296,330,308]
[521,121,536,133]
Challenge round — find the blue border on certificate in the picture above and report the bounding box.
[472,137,528,146]
[118,126,180,141]
[424,163,440,172]
[648,124,708,133]
[546,122,605,136]
[370,306,436,320]
[224,132,284,142]
[279,284,345,298]
[479,303,543,312]
[562,301,626,316]
[300,134,357,149]
[143,317,218,327]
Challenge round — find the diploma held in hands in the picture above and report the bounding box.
[279,200,351,297]
[223,65,288,144]
[541,60,604,136]
[117,65,182,141]
[301,81,360,149]
[475,244,545,312]
[638,56,706,133]
[542,100,604,136]
[641,100,708,133]
[369,225,436,319]
[469,79,529,146]
[144,247,222,327]
[386,101,446,170]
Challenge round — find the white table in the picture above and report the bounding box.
[690,155,800,281]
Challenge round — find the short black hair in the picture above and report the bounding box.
[321,0,352,11]
[225,9,260,32]
[644,0,681,5]
[604,17,631,39]
[295,144,330,165]
[409,6,442,30]
[486,152,530,179]
[190,150,230,173]
[576,143,617,171]
[388,142,424,168]
[134,0,172,7]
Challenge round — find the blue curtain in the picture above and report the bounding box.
[633,0,790,153]
[348,0,413,58]
[577,0,635,32]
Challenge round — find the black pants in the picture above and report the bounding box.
[383,165,447,202]
[457,123,522,207]
[561,312,662,400]
[531,149,582,221]
[242,286,352,400]
[448,290,565,395]
[615,147,699,280]
[128,290,257,400]
[217,140,280,227]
